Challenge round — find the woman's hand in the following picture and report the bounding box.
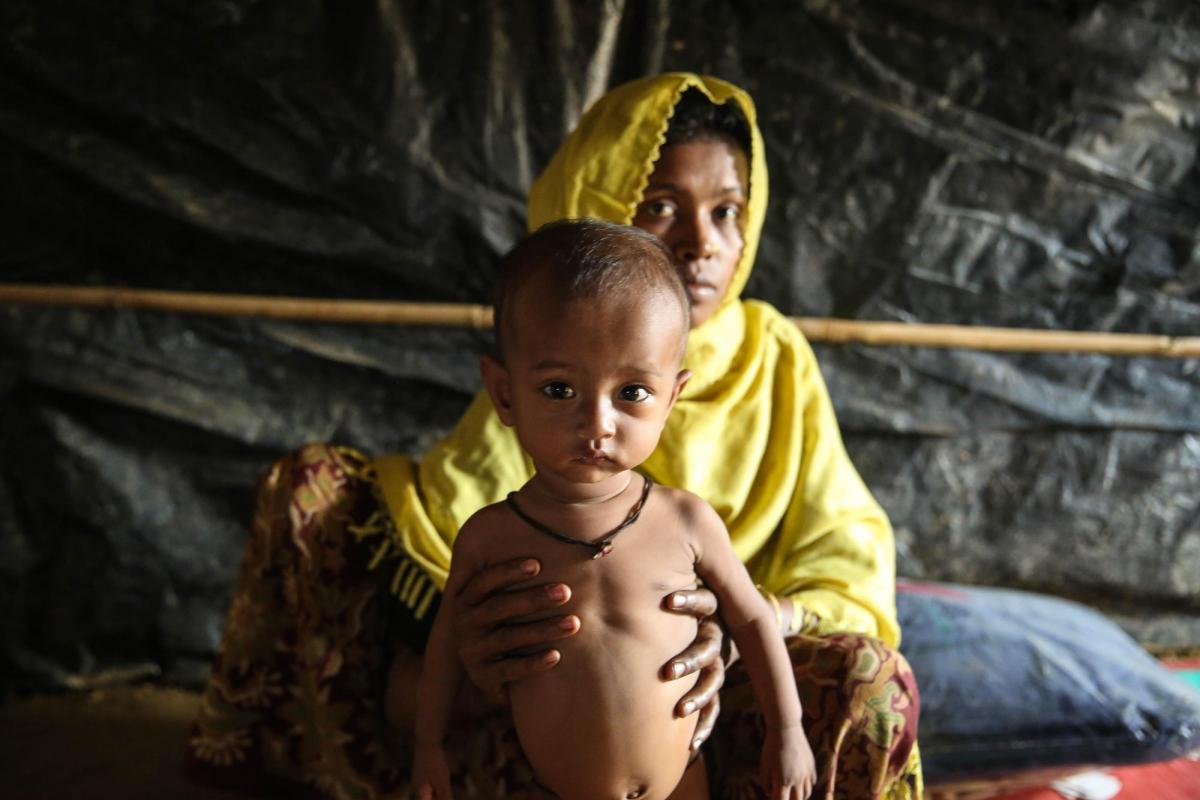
[662,587,726,751]
[452,557,580,702]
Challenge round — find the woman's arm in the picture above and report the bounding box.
[758,591,822,639]
[760,322,899,646]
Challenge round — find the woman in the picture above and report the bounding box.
[188,73,921,799]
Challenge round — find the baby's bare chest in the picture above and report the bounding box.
[483,508,699,635]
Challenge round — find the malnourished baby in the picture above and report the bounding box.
[413,219,814,800]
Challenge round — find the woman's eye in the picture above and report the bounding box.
[640,199,674,218]
[541,382,575,399]
[619,385,651,402]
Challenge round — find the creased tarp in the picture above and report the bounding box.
[0,0,1198,687]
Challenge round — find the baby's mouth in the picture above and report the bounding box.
[575,450,612,465]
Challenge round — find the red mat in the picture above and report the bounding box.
[987,758,1200,800]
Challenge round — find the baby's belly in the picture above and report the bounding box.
[508,615,700,800]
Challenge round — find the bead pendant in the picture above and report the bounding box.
[592,542,614,559]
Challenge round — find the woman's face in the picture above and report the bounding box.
[632,137,749,328]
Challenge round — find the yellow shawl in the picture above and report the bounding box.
[374,73,898,646]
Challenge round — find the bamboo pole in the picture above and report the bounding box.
[2,283,1197,358]
[0,283,495,329]
[792,318,1200,358]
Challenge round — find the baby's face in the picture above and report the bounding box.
[487,290,689,491]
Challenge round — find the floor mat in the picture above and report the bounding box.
[0,686,243,800]
[1162,657,1200,693]
[987,759,1200,800]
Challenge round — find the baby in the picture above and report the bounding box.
[413,219,815,800]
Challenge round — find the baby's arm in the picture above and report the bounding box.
[686,494,815,800]
[412,516,485,799]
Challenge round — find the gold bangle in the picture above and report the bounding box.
[756,584,783,634]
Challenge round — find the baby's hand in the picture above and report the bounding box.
[413,743,454,800]
[760,724,816,800]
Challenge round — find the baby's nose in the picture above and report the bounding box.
[576,397,616,439]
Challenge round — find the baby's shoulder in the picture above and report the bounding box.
[463,498,510,524]
[454,500,513,555]
[650,482,724,532]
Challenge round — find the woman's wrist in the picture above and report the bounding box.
[757,584,796,637]
[757,586,816,637]
[780,595,798,636]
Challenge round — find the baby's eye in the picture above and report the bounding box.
[541,382,575,399]
[619,385,651,402]
[715,204,741,221]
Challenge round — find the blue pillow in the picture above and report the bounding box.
[897,581,1200,782]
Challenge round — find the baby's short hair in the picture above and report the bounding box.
[493,218,689,360]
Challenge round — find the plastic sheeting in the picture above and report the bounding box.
[1,0,1198,687]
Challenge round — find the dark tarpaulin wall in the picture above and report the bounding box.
[0,0,1197,688]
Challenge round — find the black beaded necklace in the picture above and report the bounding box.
[506,475,653,560]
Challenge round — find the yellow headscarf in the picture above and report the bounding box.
[374,73,898,645]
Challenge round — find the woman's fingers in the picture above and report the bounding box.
[468,648,559,704]
[458,580,572,634]
[451,556,582,694]
[673,638,724,714]
[457,613,580,693]
[455,557,541,606]
[676,628,720,705]
[668,616,724,751]
[665,587,719,619]
[663,616,722,680]
[453,585,576,690]
[689,689,720,751]
[474,647,563,688]
[461,614,579,670]
[458,610,579,665]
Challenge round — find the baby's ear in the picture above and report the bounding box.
[480,355,516,426]
[666,369,692,410]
